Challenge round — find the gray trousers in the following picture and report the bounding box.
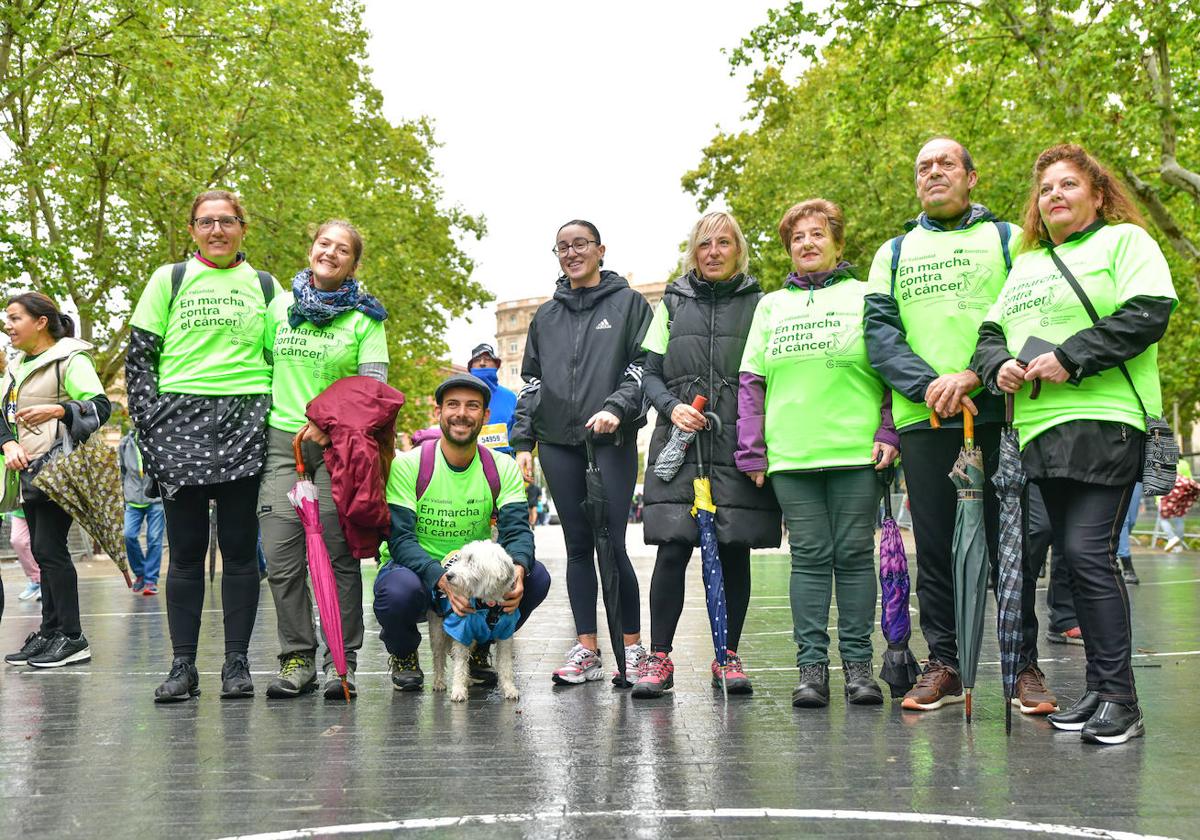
[258,427,364,668]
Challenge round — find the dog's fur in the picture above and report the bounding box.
[429,540,520,702]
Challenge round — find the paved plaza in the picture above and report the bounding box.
[0,526,1197,839]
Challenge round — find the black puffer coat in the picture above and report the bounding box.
[643,272,780,548]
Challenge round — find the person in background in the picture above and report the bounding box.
[468,343,517,455]
[2,292,111,667]
[5,508,41,602]
[1116,482,1144,584]
[119,430,164,596]
[526,481,542,528]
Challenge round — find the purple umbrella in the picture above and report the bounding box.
[878,468,921,698]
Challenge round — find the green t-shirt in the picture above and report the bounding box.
[130,257,282,396]
[385,444,526,563]
[264,292,389,433]
[642,301,671,354]
[867,221,1012,430]
[740,279,884,473]
[985,223,1176,446]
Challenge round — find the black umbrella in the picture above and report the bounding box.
[582,431,629,687]
[993,393,1026,735]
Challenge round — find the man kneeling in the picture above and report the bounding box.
[374,373,550,696]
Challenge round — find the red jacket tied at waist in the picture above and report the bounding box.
[306,376,406,559]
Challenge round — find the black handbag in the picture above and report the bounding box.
[1048,247,1179,495]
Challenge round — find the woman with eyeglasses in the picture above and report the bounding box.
[127,189,282,702]
[512,220,653,686]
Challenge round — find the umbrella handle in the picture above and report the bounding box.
[1005,392,1015,426]
[928,406,973,446]
[292,431,307,477]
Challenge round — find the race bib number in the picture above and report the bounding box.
[478,423,509,450]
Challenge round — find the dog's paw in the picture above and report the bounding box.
[449,687,468,703]
[502,685,520,701]
[431,678,446,692]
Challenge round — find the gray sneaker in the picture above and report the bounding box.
[265,652,318,698]
[323,664,358,700]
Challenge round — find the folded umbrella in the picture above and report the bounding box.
[877,466,921,698]
[288,435,350,703]
[993,394,1026,735]
[582,430,629,686]
[653,395,707,482]
[689,411,730,701]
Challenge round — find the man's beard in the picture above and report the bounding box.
[441,418,480,445]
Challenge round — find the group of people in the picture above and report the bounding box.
[0,137,1174,748]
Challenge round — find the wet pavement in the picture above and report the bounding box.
[0,528,1197,839]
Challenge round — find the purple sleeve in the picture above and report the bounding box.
[734,372,769,473]
[874,389,900,449]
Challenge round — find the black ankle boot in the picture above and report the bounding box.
[154,657,200,703]
[220,652,254,699]
[1081,701,1144,745]
[792,663,830,708]
[1048,690,1101,731]
[843,661,884,705]
[1119,555,1140,585]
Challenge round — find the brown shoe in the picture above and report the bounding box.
[1011,665,1059,715]
[901,661,964,711]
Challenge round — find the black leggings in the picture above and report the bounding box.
[649,540,750,655]
[24,499,80,637]
[162,476,261,658]
[539,441,640,637]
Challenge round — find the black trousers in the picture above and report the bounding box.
[649,540,751,655]
[1028,483,1078,632]
[1036,478,1137,703]
[24,499,81,638]
[162,476,261,658]
[900,425,1040,672]
[539,441,640,637]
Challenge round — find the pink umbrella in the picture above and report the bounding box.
[289,436,351,703]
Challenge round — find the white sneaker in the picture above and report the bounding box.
[18,582,41,602]
[1164,536,1181,552]
[615,643,646,685]
[552,643,603,685]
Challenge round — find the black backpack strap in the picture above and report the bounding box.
[169,262,188,308]
[994,221,1013,273]
[257,270,276,304]
[889,233,908,297]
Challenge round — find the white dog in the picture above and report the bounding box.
[428,540,521,702]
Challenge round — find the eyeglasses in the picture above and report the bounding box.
[191,215,245,231]
[551,238,598,257]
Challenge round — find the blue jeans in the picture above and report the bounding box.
[374,559,552,656]
[1117,482,1143,558]
[125,502,165,583]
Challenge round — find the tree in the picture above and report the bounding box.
[686,0,1200,425]
[0,1,485,429]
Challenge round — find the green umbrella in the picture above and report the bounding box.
[934,409,988,723]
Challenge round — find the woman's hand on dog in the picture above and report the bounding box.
[498,564,526,613]
[437,574,475,616]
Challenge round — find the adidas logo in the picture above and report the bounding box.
[595,318,612,330]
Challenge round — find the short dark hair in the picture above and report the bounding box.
[6,291,75,339]
[557,219,600,244]
[917,136,976,175]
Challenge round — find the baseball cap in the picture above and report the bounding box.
[435,373,492,408]
[469,343,501,365]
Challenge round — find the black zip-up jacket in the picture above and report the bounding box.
[512,271,653,450]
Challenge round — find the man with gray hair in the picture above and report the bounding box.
[864,136,1057,715]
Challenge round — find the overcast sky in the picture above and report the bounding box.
[362,0,784,367]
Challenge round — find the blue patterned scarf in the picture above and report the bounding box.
[288,268,388,328]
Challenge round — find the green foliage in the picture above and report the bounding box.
[687,0,1200,427]
[0,1,485,430]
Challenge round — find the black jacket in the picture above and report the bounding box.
[642,272,781,548]
[512,271,652,450]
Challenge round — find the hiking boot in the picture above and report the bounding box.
[265,652,318,699]
[1012,665,1059,715]
[389,652,423,691]
[323,665,358,700]
[18,582,41,601]
[1046,626,1084,646]
[28,632,91,668]
[843,661,884,706]
[1049,690,1102,731]
[552,643,602,685]
[614,643,645,686]
[154,657,200,703]
[1120,555,1140,585]
[1081,701,1145,745]
[631,651,674,699]
[219,652,254,699]
[6,631,54,666]
[901,660,964,711]
[791,663,830,708]
[131,576,145,594]
[712,650,753,695]
[469,642,498,687]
